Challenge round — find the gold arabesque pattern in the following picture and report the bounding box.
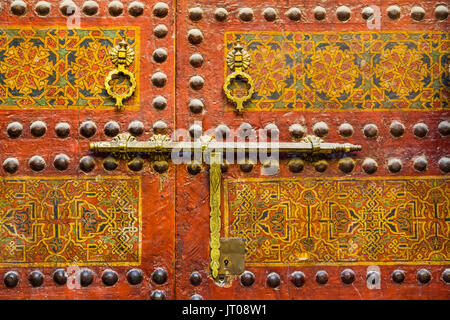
[224,177,449,266]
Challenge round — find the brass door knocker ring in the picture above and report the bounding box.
[223,43,255,112]
[105,39,136,110]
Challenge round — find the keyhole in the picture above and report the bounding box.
[224,259,229,266]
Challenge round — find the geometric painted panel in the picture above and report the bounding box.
[224,177,449,266]
[0,27,140,110]
[0,177,141,266]
[225,32,449,111]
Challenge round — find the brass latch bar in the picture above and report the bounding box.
[90,133,361,281]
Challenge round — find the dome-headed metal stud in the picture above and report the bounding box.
[54,154,70,171]
[362,158,378,174]
[153,2,168,18]
[189,124,202,139]
[152,268,168,285]
[189,271,202,286]
[190,294,203,300]
[4,271,19,288]
[239,7,254,21]
[215,125,230,140]
[417,269,431,285]
[289,124,306,139]
[387,158,402,173]
[188,99,204,114]
[442,269,450,284]
[154,24,168,38]
[187,29,203,45]
[266,272,281,288]
[103,156,118,171]
[153,160,169,174]
[361,7,374,20]
[392,270,405,284]
[29,271,44,287]
[336,6,351,21]
[264,123,279,139]
[7,121,23,139]
[411,6,425,21]
[82,1,98,16]
[341,269,355,284]
[338,123,354,137]
[366,271,380,286]
[104,121,120,137]
[214,8,228,21]
[153,120,168,135]
[35,1,51,16]
[290,271,305,287]
[435,5,449,20]
[3,158,19,174]
[387,5,401,20]
[29,156,46,172]
[151,290,166,300]
[11,0,27,16]
[55,122,70,138]
[288,159,304,173]
[413,156,428,172]
[30,121,47,137]
[389,121,405,138]
[53,269,67,285]
[79,156,95,173]
[128,1,144,17]
[286,7,301,21]
[153,48,168,63]
[108,1,123,16]
[127,157,144,172]
[60,0,77,16]
[263,7,277,21]
[187,163,202,175]
[151,72,168,88]
[189,53,204,68]
[438,120,450,136]
[314,160,328,173]
[240,271,255,287]
[313,122,329,137]
[126,268,143,285]
[313,6,326,20]
[79,121,97,138]
[338,158,355,174]
[238,122,254,138]
[153,96,168,110]
[316,270,328,285]
[438,157,450,173]
[240,161,254,173]
[128,120,144,136]
[188,7,203,21]
[189,75,204,90]
[79,269,94,287]
[363,123,378,138]
[102,269,118,286]
[413,123,429,138]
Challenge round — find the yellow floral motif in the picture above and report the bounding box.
[225,177,449,266]
[306,44,360,101]
[376,44,429,97]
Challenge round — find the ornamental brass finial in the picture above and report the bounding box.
[223,42,254,112]
[105,38,136,110]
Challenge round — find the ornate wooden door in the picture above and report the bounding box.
[0,0,449,300]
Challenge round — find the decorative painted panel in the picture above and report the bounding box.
[225,177,449,266]
[0,177,141,267]
[0,27,140,110]
[225,32,450,111]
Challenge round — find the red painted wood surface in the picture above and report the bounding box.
[0,0,448,299]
